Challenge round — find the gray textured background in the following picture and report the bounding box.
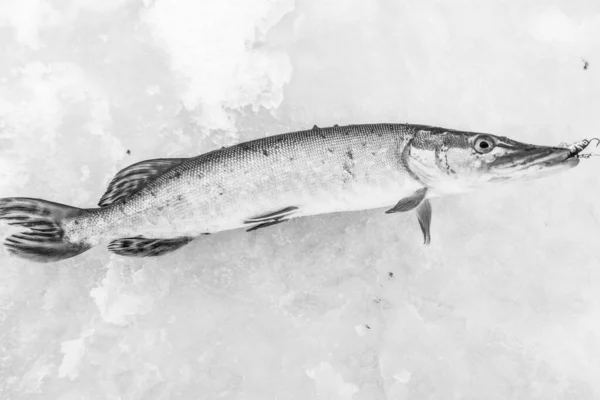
[1,0,599,399]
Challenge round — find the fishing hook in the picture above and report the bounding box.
[587,138,600,148]
[575,153,600,159]
[567,138,600,158]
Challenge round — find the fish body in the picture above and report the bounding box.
[72,124,423,242]
[0,123,580,262]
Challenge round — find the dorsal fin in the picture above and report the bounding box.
[99,158,186,207]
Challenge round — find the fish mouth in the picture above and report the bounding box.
[489,146,578,171]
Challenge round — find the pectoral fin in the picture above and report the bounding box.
[385,188,427,214]
[416,199,432,245]
[385,189,432,245]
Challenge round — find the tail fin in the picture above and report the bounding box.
[0,197,92,263]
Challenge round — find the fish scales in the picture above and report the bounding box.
[67,123,422,242]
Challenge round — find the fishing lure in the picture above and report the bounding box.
[562,138,600,159]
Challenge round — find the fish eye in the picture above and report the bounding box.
[473,136,495,154]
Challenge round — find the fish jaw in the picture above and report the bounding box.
[484,145,579,183]
[487,146,576,171]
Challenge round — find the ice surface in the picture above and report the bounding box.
[1,0,600,399]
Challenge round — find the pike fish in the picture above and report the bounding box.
[0,123,585,263]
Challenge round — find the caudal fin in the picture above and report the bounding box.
[0,197,92,263]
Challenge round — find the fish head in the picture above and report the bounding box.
[405,127,579,196]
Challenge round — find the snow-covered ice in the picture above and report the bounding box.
[1,0,600,399]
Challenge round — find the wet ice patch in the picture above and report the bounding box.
[142,0,294,132]
[306,362,359,399]
[58,328,95,380]
[530,7,579,42]
[90,263,156,326]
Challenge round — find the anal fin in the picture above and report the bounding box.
[108,236,194,257]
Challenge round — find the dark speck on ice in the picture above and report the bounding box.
[126,149,131,155]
